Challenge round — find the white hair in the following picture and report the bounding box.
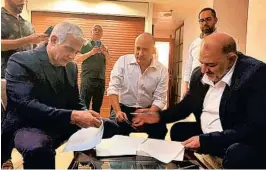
[50,21,85,44]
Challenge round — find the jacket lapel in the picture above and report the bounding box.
[219,54,243,125]
[65,62,76,88]
[38,46,59,95]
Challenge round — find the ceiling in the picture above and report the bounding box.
[111,0,204,37]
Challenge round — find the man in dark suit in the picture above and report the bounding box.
[132,33,266,168]
[1,22,118,169]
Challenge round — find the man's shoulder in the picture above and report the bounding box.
[190,66,203,83]
[190,37,202,46]
[81,41,93,53]
[9,49,42,67]
[117,54,135,62]
[155,61,167,71]
[235,53,266,82]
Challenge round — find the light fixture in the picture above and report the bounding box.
[163,10,173,17]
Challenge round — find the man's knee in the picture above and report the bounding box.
[1,131,14,164]
[222,143,265,169]
[14,128,55,159]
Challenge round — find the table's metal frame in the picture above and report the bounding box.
[68,150,208,169]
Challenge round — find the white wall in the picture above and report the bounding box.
[214,0,249,53]
[26,0,152,33]
[246,0,266,62]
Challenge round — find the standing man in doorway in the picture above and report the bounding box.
[183,8,218,96]
[75,24,111,113]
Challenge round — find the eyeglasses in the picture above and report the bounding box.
[199,17,213,24]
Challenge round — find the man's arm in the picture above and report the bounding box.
[1,33,48,51]
[101,45,111,65]
[133,69,197,126]
[6,54,73,126]
[199,65,266,155]
[150,67,169,111]
[74,46,100,62]
[107,56,127,120]
[183,43,194,97]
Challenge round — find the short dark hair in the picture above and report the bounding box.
[198,8,217,19]
[222,41,237,54]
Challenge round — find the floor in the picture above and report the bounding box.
[11,114,195,169]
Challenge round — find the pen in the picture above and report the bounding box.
[130,112,154,115]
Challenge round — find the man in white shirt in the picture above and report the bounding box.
[107,33,168,139]
[183,8,218,97]
[132,33,266,168]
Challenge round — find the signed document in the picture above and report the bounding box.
[96,135,184,163]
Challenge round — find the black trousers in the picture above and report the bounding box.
[110,104,168,140]
[170,122,266,169]
[80,78,105,113]
[1,130,14,165]
[6,119,118,169]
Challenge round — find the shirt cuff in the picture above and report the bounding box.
[183,75,191,82]
[107,88,119,96]
[152,100,166,110]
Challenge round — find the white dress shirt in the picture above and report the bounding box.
[183,37,203,82]
[200,59,237,134]
[107,54,169,110]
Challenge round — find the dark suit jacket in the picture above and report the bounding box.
[2,45,85,134]
[160,52,266,155]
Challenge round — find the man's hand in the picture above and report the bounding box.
[181,136,200,150]
[71,110,102,128]
[89,46,101,56]
[116,110,128,122]
[100,44,109,56]
[132,112,160,127]
[27,33,48,44]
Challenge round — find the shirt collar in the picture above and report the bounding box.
[129,55,158,69]
[1,7,23,20]
[202,57,238,87]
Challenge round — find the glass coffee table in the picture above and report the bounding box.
[68,149,207,169]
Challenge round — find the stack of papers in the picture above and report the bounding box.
[136,138,184,163]
[64,122,104,152]
[96,135,185,163]
[96,135,146,156]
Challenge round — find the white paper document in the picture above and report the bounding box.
[95,135,184,163]
[96,135,147,156]
[63,122,104,152]
[137,138,185,163]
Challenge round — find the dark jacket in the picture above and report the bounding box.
[2,46,85,134]
[160,52,266,155]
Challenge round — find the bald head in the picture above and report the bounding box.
[134,33,156,68]
[202,33,237,55]
[135,33,155,46]
[199,33,238,84]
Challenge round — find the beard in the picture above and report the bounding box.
[202,25,215,35]
[10,2,24,14]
